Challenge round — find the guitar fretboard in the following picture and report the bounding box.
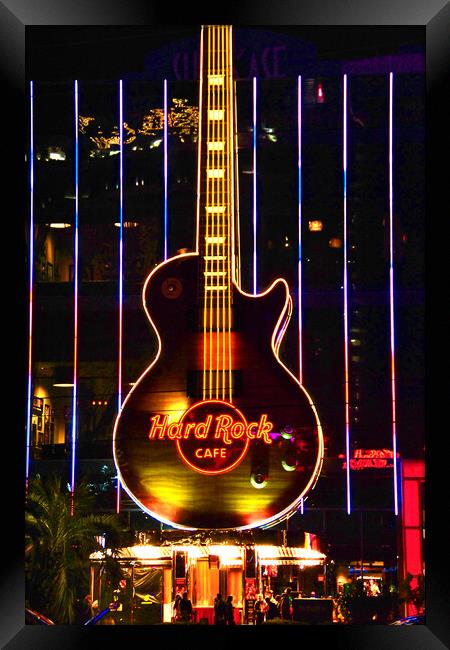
[196,25,235,400]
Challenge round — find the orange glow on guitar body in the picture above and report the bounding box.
[113,254,323,529]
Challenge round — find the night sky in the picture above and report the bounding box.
[27,25,424,80]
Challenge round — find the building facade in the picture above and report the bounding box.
[27,27,425,623]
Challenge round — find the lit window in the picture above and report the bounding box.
[308,220,323,232]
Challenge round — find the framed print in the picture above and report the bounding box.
[1,1,448,648]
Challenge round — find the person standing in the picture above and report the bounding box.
[179,591,193,622]
[265,591,278,621]
[172,594,182,622]
[225,595,235,625]
[254,593,268,625]
[214,593,227,625]
[279,587,293,621]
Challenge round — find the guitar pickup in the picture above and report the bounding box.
[186,370,242,399]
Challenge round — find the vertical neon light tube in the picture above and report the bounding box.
[298,76,304,515]
[343,74,351,515]
[117,79,124,513]
[252,76,257,295]
[118,79,124,413]
[233,83,242,287]
[26,81,35,492]
[297,75,303,385]
[163,79,168,260]
[71,80,80,515]
[389,72,399,516]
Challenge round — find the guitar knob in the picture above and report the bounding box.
[250,463,268,489]
[281,449,297,472]
[161,277,183,299]
[280,425,294,440]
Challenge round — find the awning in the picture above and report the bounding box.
[90,545,172,563]
[90,543,325,567]
[89,543,243,566]
[255,545,326,566]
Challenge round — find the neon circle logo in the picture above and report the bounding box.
[177,400,250,474]
[147,399,273,475]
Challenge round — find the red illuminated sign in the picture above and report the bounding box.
[148,399,273,475]
[342,449,399,470]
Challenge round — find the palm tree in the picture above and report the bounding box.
[25,474,125,624]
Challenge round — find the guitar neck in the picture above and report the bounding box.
[196,25,236,400]
[196,25,235,299]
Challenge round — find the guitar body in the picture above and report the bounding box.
[113,253,323,529]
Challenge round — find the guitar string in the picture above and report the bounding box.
[210,24,215,401]
[218,24,223,401]
[227,26,233,404]
[216,24,221,400]
[209,24,213,399]
[203,25,206,400]
[198,26,205,400]
[211,24,216,400]
[222,24,226,401]
[214,24,220,400]
[221,25,226,402]
[210,25,215,400]
[223,26,227,402]
[203,25,210,401]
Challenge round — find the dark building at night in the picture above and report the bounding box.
[26,26,424,622]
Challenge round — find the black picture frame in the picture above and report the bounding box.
[32,396,43,414]
[2,1,447,648]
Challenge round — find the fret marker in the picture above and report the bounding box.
[208,110,224,120]
[204,271,226,276]
[207,169,224,178]
[208,141,225,150]
[208,75,224,85]
[206,206,225,213]
[204,255,226,260]
[206,236,225,243]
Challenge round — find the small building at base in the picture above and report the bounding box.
[89,533,327,624]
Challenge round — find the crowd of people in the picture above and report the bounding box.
[254,588,293,624]
[172,592,193,622]
[172,592,235,624]
[171,587,295,624]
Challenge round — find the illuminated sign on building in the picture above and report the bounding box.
[148,400,272,475]
[342,449,399,471]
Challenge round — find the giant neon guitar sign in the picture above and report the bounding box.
[113,25,324,530]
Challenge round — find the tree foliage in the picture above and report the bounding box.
[398,572,425,613]
[25,474,124,624]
